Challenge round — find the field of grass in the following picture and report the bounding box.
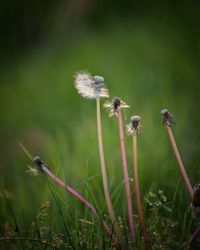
[0,15,200,249]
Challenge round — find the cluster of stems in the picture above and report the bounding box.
[31,72,195,249]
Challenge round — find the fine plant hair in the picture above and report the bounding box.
[127,115,152,249]
[161,109,194,198]
[105,97,136,242]
[74,72,122,246]
[33,156,120,249]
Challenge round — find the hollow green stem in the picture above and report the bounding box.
[132,135,152,250]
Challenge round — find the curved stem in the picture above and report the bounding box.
[166,126,193,198]
[96,98,122,248]
[117,109,135,242]
[37,161,120,250]
[133,135,152,250]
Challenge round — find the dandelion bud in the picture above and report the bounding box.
[74,72,109,99]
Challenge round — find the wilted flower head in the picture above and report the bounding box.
[126,115,142,135]
[161,108,175,127]
[104,97,130,117]
[74,71,109,99]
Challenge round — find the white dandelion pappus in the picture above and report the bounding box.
[74,72,109,99]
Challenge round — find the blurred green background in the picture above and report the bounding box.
[0,0,200,242]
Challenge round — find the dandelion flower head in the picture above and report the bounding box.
[74,71,109,99]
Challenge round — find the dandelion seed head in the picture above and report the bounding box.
[104,97,129,117]
[126,115,142,135]
[74,71,109,99]
[33,156,44,172]
[161,108,175,127]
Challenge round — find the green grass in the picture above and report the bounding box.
[0,17,200,249]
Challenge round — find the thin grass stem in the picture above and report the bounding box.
[132,135,152,250]
[117,109,135,242]
[166,126,193,198]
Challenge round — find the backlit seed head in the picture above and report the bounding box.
[126,115,142,135]
[74,72,109,99]
[161,108,175,127]
[104,97,130,117]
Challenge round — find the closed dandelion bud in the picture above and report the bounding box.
[74,71,109,99]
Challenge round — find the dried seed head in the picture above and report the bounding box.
[104,97,129,117]
[33,156,44,172]
[126,115,142,135]
[74,72,109,99]
[161,108,175,127]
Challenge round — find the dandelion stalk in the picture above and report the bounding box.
[161,109,194,198]
[117,109,135,242]
[104,97,136,242]
[33,156,120,250]
[74,72,121,246]
[96,97,122,245]
[127,115,152,249]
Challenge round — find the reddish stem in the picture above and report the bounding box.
[117,109,135,242]
[39,162,120,249]
[133,136,152,250]
[166,126,194,198]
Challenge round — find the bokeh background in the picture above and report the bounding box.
[1,0,200,241]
